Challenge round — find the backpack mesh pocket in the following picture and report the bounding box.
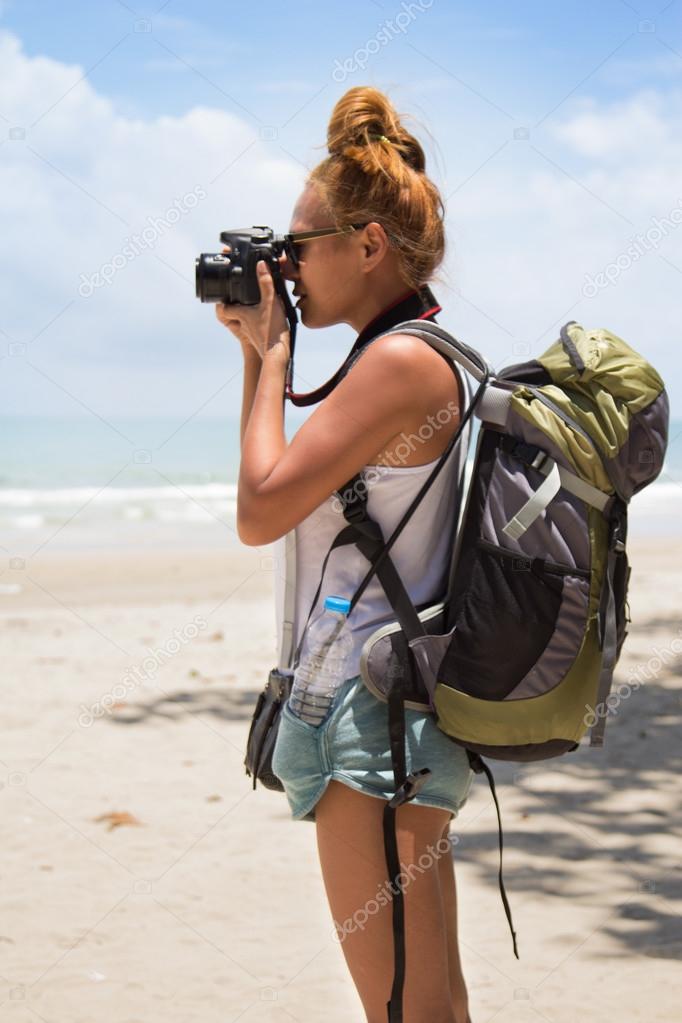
[440,539,590,701]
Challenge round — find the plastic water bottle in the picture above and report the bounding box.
[289,595,353,726]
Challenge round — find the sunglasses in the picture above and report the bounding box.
[284,223,369,268]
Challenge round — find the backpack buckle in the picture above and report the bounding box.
[609,511,627,552]
[502,436,550,473]
[530,449,551,472]
[340,497,368,524]
[388,768,432,807]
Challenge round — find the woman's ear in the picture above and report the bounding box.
[362,222,390,269]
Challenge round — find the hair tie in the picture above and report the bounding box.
[370,133,393,145]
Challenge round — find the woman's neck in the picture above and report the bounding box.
[346,281,416,334]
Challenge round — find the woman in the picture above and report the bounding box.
[216,86,474,1023]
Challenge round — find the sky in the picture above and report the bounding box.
[0,0,681,424]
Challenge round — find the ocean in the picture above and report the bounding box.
[1,414,680,557]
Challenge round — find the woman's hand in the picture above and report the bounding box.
[215,252,290,364]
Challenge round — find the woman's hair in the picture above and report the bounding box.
[308,86,445,290]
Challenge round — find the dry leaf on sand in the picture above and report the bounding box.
[93,811,143,831]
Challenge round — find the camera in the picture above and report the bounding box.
[196,226,300,393]
[195,226,297,305]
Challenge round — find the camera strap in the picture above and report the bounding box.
[284,285,441,407]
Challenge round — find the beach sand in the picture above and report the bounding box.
[1,537,680,1022]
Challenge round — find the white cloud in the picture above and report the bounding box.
[548,89,682,161]
[600,51,682,85]
[0,30,307,417]
[439,88,682,406]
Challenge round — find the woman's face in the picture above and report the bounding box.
[281,184,366,330]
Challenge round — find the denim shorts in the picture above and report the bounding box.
[271,673,473,822]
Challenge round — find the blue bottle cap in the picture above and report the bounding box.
[324,595,351,614]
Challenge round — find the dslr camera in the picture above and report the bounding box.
[195,222,364,392]
[195,226,299,306]
[195,226,302,391]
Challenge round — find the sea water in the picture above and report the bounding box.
[1,415,681,555]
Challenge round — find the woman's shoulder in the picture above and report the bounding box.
[359,329,440,357]
[349,330,460,404]
[340,330,462,467]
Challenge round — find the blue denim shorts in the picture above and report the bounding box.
[271,673,473,822]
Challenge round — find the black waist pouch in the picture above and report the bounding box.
[243,668,293,792]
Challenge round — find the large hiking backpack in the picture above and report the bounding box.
[354,319,669,753]
[278,318,668,1023]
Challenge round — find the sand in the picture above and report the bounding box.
[1,537,680,1022]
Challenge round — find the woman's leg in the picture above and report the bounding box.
[437,820,471,1022]
[315,779,468,1023]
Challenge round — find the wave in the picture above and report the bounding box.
[0,482,238,533]
[0,483,237,507]
[0,474,678,535]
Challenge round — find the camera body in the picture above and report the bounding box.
[195,226,293,305]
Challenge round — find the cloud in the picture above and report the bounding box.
[600,51,682,84]
[0,29,307,417]
[548,89,682,162]
[439,87,682,406]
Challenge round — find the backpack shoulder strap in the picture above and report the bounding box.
[380,319,492,383]
[343,318,492,384]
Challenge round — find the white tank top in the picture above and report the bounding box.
[273,437,461,680]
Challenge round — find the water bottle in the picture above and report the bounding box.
[289,595,353,726]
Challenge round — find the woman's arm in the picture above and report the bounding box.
[215,259,292,527]
[215,260,418,548]
[236,335,420,546]
[214,252,278,453]
[238,344,289,515]
[240,345,263,453]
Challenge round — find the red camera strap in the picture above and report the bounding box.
[284,285,442,407]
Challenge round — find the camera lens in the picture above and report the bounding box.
[195,253,233,303]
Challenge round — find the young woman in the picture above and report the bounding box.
[216,86,474,1023]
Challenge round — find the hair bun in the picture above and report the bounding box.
[327,86,425,174]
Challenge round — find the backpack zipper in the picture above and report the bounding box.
[476,537,591,579]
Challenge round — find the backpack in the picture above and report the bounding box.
[353,319,669,752]
[280,318,669,1023]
